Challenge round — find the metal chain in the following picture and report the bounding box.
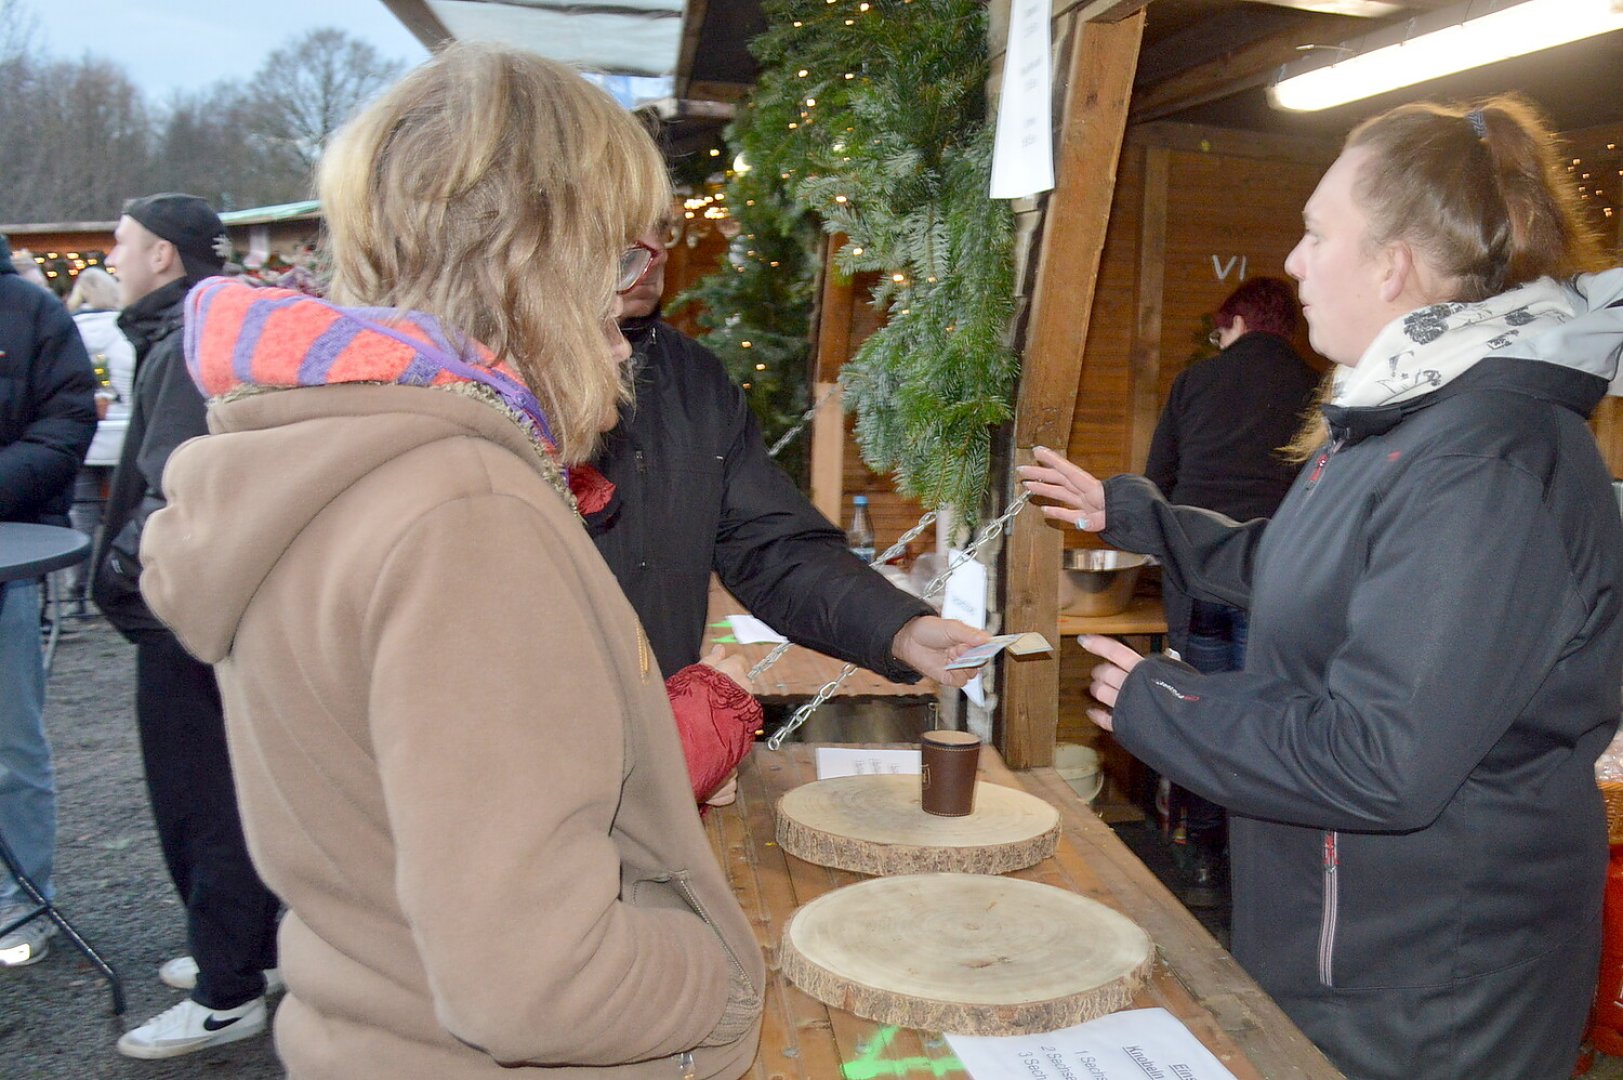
[766,383,841,459]
[764,491,1032,750]
[747,509,939,681]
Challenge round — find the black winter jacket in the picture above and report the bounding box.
[591,318,931,682]
[1143,331,1318,521]
[0,234,97,526]
[93,279,208,640]
[1102,348,1623,1077]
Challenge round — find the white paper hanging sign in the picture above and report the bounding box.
[989,0,1055,199]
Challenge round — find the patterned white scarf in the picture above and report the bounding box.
[1331,278,1577,409]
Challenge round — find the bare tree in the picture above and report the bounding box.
[240,28,405,176]
[0,19,403,224]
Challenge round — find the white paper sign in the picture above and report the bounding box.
[815,747,922,778]
[989,0,1055,199]
[946,1008,1239,1080]
[940,551,989,705]
[726,614,787,645]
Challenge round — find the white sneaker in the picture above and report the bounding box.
[116,996,267,1059]
[158,954,284,995]
[0,903,58,967]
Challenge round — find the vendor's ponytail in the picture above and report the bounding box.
[1345,95,1608,302]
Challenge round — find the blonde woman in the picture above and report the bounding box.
[1024,95,1623,1078]
[141,45,763,1078]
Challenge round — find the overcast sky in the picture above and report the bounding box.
[22,0,430,101]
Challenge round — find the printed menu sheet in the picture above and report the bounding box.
[946,1008,1239,1080]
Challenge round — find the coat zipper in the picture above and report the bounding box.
[1318,830,1339,986]
[1303,435,1345,500]
[670,872,752,989]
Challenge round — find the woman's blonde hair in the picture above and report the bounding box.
[1345,94,1609,301]
[318,44,669,462]
[66,267,121,313]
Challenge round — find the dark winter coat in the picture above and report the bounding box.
[592,317,931,682]
[92,278,207,640]
[1102,346,1623,1077]
[1143,330,1319,521]
[0,234,97,526]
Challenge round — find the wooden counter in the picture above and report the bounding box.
[707,744,1341,1079]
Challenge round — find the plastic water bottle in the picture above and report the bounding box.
[847,495,876,565]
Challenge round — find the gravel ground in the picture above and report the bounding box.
[0,616,281,1079]
[8,614,1623,1079]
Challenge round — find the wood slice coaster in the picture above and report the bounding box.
[780,873,1154,1036]
[776,774,1060,876]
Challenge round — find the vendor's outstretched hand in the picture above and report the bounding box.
[1017,445,1108,533]
[1079,634,1144,732]
[891,616,992,687]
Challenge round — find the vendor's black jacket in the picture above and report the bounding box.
[1101,348,1623,1078]
[590,316,931,681]
[1143,330,1318,521]
[93,278,207,641]
[0,234,97,526]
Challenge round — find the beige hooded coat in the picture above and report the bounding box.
[141,381,763,1079]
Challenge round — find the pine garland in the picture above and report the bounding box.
[680,0,1016,516]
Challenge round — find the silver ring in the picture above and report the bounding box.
[1075,514,1090,530]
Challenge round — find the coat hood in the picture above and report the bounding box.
[144,384,560,664]
[1497,268,1623,392]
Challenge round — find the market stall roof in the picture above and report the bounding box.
[381,0,1623,174]
[381,0,684,79]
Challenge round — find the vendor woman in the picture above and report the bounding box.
[1022,95,1623,1078]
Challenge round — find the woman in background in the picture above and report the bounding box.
[1023,95,1623,1078]
[141,45,763,1079]
[63,267,134,606]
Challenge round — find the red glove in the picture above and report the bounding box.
[665,664,762,803]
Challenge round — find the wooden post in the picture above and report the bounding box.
[809,382,846,524]
[1001,11,1144,770]
[1127,145,1170,473]
[809,234,855,520]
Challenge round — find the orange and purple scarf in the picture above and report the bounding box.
[184,276,612,513]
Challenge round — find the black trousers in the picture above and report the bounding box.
[135,634,280,1009]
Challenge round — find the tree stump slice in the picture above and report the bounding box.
[775,774,1060,876]
[780,873,1154,1036]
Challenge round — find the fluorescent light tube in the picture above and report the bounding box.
[1269,0,1623,112]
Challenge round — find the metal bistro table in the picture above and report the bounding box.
[706,744,1342,1079]
[0,522,124,1013]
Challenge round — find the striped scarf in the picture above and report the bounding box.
[183,276,612,515]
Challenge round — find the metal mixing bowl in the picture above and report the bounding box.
[1059,549,1151,617]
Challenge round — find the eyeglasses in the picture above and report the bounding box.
[617,241,659,293]
[1207,327,1225,348]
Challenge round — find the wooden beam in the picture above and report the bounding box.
[1128,13,1359,123]
[1128,120,1340,166]
[378,0,453,50]
[1002,11,1145,771]
[1127,145,1169,473]
[809,382,846,524]
[1070,0,1153,22]
[813,233,856,384]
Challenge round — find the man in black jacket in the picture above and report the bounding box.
[92,195,281,1059]
[0,233,97,968]
[595,231,988,704]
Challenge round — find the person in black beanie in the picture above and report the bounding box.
[93,194,282,1059]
